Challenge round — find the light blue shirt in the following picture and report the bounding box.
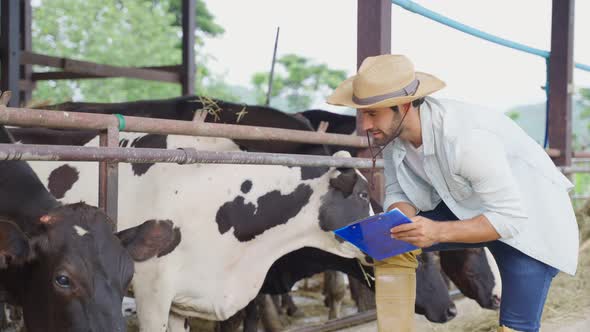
[383,97,579,275]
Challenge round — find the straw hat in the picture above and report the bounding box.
[327,54,446,109]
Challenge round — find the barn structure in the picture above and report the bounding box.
[0,0,588,330]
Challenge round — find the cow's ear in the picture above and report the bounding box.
[0,218,31,268]
[115,220,181,262]
[329,170,358,197]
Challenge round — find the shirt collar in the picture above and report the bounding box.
[419,99,436,156]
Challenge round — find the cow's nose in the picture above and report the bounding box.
[491,294,501,309]
[447,303,457,320]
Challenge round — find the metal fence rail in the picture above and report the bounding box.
[0,143,383,169]
[0,106,369,148]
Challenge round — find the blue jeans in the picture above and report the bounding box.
[420,202,559,332]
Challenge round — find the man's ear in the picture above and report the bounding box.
[115,220,181,262]
[0,218,31,268]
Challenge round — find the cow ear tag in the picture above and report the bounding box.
[40,215,57,225]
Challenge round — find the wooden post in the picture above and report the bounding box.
[1,0,21,107]
[20,0,32,105]
[181,0,196,95]
[548,0,575,167]
[356,0,391,205]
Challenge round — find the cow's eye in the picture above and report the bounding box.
[359,192,369,200]
[55,275,71,288]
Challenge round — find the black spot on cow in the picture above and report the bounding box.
[241,180,253,194]
[300,166,329,180]
[129,134,167,176]
[47,164,79,199]
[216,184,313,242]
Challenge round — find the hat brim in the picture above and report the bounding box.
[326,71,446,109]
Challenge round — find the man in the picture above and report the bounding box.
[327,54,578,332]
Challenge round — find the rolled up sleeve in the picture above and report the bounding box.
[455,130,528,239]
[383,147,414,211]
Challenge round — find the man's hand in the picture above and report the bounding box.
[390,216,441,248]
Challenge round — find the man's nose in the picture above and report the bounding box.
[362,119,374,132]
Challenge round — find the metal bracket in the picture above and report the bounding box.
[192,110,207,123]
[0,91,12,106]
[317,121,330,133]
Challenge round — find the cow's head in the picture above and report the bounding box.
[415,252,457,322]
[0,203,181,332]
[440,248,500,310]
[316,158,372,259]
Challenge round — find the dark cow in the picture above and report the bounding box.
[0,125,181,332]
[415,252,458,322]
[440,249,501,310]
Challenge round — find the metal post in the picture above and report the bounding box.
[0,143,384,169]
[356,0,391,205]
[548,0,575,167]
[20,0,32,104]
[266,26,280,106]
[181,0,196,95]
[1,0,21,107]
[99,127,119,228]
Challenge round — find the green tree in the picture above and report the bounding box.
[31,0,233,104]
[251,54,347,112]
[158,0,225,41]
[580,88,590,123]
[575,87,590,196]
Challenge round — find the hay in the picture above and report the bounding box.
[541,243,590,324]
[192,95,222,122]
[235,106,248,123]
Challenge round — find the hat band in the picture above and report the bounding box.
[352,79,420,106]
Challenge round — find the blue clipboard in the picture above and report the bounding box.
[334,208,419,260]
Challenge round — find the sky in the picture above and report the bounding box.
[201,0,590,114]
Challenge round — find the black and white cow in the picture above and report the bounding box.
[0,126,180,332]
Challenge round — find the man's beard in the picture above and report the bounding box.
[370,127,399,146]
[368,109,409,147]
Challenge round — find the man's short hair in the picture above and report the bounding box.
[390,98,425,112]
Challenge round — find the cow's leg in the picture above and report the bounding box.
[281,294,300,317]
[348,276,375,312]
[260,295,283,332]
[133,276,176,332]
[167,313,189,332]
[324,271,346,319]
[242,297,260,332]
[270,295,283,315]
